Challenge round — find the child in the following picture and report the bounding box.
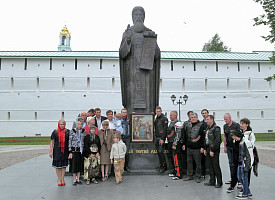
[49,119,70,186]
[114,113,123,134]
[98,121,114,181]
[110,132,127,184]
[69,119,86,186]
[83,125,101,184]
[231,130,254,199]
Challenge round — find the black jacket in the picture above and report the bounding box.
[205,124,221,152]
[94,116,107,128]
[224,121,240,148]
[167,120,179,143]
[238,140,252,172]
[154,113,168,140]
[83,134,101,158]
[182,121,205,149]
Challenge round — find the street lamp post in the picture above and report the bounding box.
[170,94,188,121]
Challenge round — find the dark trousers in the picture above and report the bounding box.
[187,148,201,178]
[173,145,183,178]
[226,146,234,180]
[230,161,239,188]
[201,153,206,176]
[122,136,130,169]
[206,151,223,185]
[167,142,175,172]
[155,137,166,167]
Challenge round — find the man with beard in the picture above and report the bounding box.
[182,113,205,183]
[119,6,161,114]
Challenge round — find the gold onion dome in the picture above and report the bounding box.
[60,25,71,38]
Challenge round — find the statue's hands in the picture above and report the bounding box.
[126,24,132,44]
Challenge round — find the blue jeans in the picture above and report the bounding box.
[226,146,234,179]
[238,166,251,195]
[122,137,130,155]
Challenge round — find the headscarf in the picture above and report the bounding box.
[76,118,84,154]
[87,117,93,124]
[58,119,66,153]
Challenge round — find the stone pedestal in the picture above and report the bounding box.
[128,143,158,171]
[127,143,177,174]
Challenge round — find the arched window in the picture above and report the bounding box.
[62,36,66,45]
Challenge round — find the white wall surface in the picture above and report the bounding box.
[0,57,274,136]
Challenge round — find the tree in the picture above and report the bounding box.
[253,0,275,81]
[253,0,275,44]
[202,33,231,52]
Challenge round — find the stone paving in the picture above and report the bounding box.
[0,144,275,200]
[0,145,48,170]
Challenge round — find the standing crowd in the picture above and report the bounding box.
[153,106,258,200]
[49,107,258,199]
[50,108,129,186]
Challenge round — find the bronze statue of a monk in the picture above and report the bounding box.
[119,6,161,114]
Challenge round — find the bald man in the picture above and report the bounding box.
[223,113,240,185]
[72,112,87,129]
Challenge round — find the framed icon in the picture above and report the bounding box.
[130,113,154,143]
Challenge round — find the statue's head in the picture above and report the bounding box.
[132,6,145,25]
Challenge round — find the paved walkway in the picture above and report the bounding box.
[1,141,274,153]
[0,145,48,153]
[0,151,274,200]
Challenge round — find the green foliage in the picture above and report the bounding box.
[265,74,275,81]
[253,0,275,66]
[202,33,231,52]
[264,53,275,81]
[253,0,275,43]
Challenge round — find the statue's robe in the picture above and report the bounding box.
[119,26,161,114]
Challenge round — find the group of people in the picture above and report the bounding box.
[49,108,129,186]
[49,106,258,199]
[154,106,258,200]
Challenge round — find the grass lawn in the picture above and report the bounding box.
[0,137,50,145]
[0,133,274,145]
[254,133,275,141]
[217,133,275,142]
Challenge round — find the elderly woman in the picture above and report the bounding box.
[49,119,70,186]
[84,117,98,135]
[98,121,114,181]
[69,119,86,186]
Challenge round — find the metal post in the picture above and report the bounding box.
[178,99,181,121]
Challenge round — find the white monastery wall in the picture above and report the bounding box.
[0,57,274,136]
